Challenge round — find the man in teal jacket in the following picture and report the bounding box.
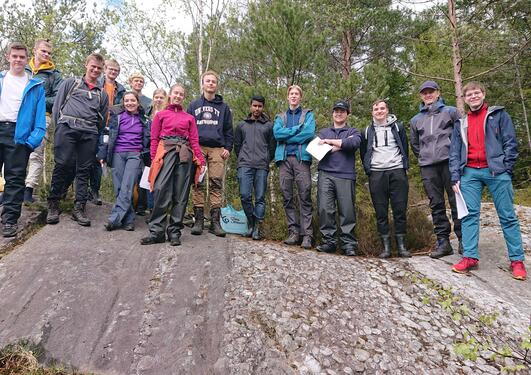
[0,42,46,237]
[273,85,316,249]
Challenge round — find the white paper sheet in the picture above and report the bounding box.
[306,137,333,161]
[455,186,469,219]
[139,166,150,190]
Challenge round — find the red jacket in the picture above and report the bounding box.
[466,103,488,168]
[150,104,205,165]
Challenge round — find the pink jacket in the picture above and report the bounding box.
[150,104,205,165]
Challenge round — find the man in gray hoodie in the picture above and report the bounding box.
[410,80,462,258]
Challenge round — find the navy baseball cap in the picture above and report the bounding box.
[419,80,439,93]
[333,100,350,113]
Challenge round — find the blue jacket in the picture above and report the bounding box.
[97,109,150,168]
[410,98,459,166]
[273,108,315,163]
[449,106,518,183]
[317,125,361,180]
[0,71,46,150]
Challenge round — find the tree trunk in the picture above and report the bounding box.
[341,30,352,80]
[197,0,204,92]
[514,56,531,151]
[448,0,464,114]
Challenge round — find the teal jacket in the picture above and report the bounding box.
[273,108,315,163]
[0,71,46,150]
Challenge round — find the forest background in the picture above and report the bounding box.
[0,0,529,253]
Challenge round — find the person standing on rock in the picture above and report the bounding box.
[449,82,526,280]
[98,91,149,232]
[410,80,462,259]
[361,100,410,258]
[187,70,233,238]
[0,42,46,237]
[23,38,63,204]
[273,85,316,249]
[234,95,276,240]
[46,53,109,227]
[316,100,361,256]
[142,84,205,246]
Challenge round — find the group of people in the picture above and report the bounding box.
[0,40,526,281]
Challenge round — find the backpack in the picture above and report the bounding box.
[60,78,104,124]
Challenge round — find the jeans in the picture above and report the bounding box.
[0,122,31,225]
[460,167,524,261]
[237,167,268,221]
[109,152,141,226]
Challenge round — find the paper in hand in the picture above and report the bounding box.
[306,137,333,161]
[455,186,469,219]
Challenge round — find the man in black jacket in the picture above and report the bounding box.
[234,95,275,240]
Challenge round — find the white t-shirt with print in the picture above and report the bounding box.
[0,71,29,122]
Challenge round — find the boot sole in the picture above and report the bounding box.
[46,218,60,225]
[429,250,454,259]
[452,265,478,274]
[209,229,226,237]
[71,216,91,227]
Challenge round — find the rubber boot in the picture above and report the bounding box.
[209,208,226,237]
[252,220,262,241]
[72,202,91,226]
[379,234,392,259]
[243,216,254,238]
[46,200,60,224]
[191,207,204,235]
[24,187,34,204]
[396,234,411,258]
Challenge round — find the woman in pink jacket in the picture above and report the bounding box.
[140,84,206,246]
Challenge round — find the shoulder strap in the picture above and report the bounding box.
[61,78,82,112]
[299,109,309,125]
[280,112,287,127]
[365,126,369,139]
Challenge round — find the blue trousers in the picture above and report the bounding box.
[237,167,268,221]
[109,152,141,226]
[460,167,524,261]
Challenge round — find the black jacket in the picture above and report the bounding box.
[234,114,275,171]
[360,119,409,176]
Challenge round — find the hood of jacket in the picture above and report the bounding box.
[244,113,270,124]
[419,97,446,113]
[28,58,56,74]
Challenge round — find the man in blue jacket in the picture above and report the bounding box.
[410,80,462,259]
[316,100,361,256]
[273,85,316,249]
[0,42,46,237]
[449,82,526,280]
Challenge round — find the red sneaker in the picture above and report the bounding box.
[452,257,479,273]
[511,261,527,281]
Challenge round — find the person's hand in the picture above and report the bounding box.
[331,146,341,152]
[100,159,105,165]
[318,138,326,145]
[221,148,230,159]
[452,181,460,193]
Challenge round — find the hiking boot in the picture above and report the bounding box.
[430,238,453,259]
[511,261,526,281]
[396,234,411,258]
[140,235,165,245]
[46,200,60,224]
[123,223,135,231]
[301,236,312,249]
[379,234,392,259]
[104,222,117,231]
[343,246,358,257]
[91,191,102,206]
[24,187,34,204]
[316,243,336,253]
[169,236,181,246]
[452,257,479,273]
[283,232,301,246]
[209,208,226,237]
[72,202,91,226]
[2,223,18,238]
[191,207,204,235]
[252,220,262,241]
[243,216,254,238]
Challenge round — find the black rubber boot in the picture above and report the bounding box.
[191,207,204,235]
[379,234,392,259]
[252,220,262,241]
[209,208,226,237]
[243,216,254,238]
[396,234,411,258]
[24,187,34,204]
[46,200,60,224]
[72,202,91,227]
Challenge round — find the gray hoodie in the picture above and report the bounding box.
[370,114,403,171]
